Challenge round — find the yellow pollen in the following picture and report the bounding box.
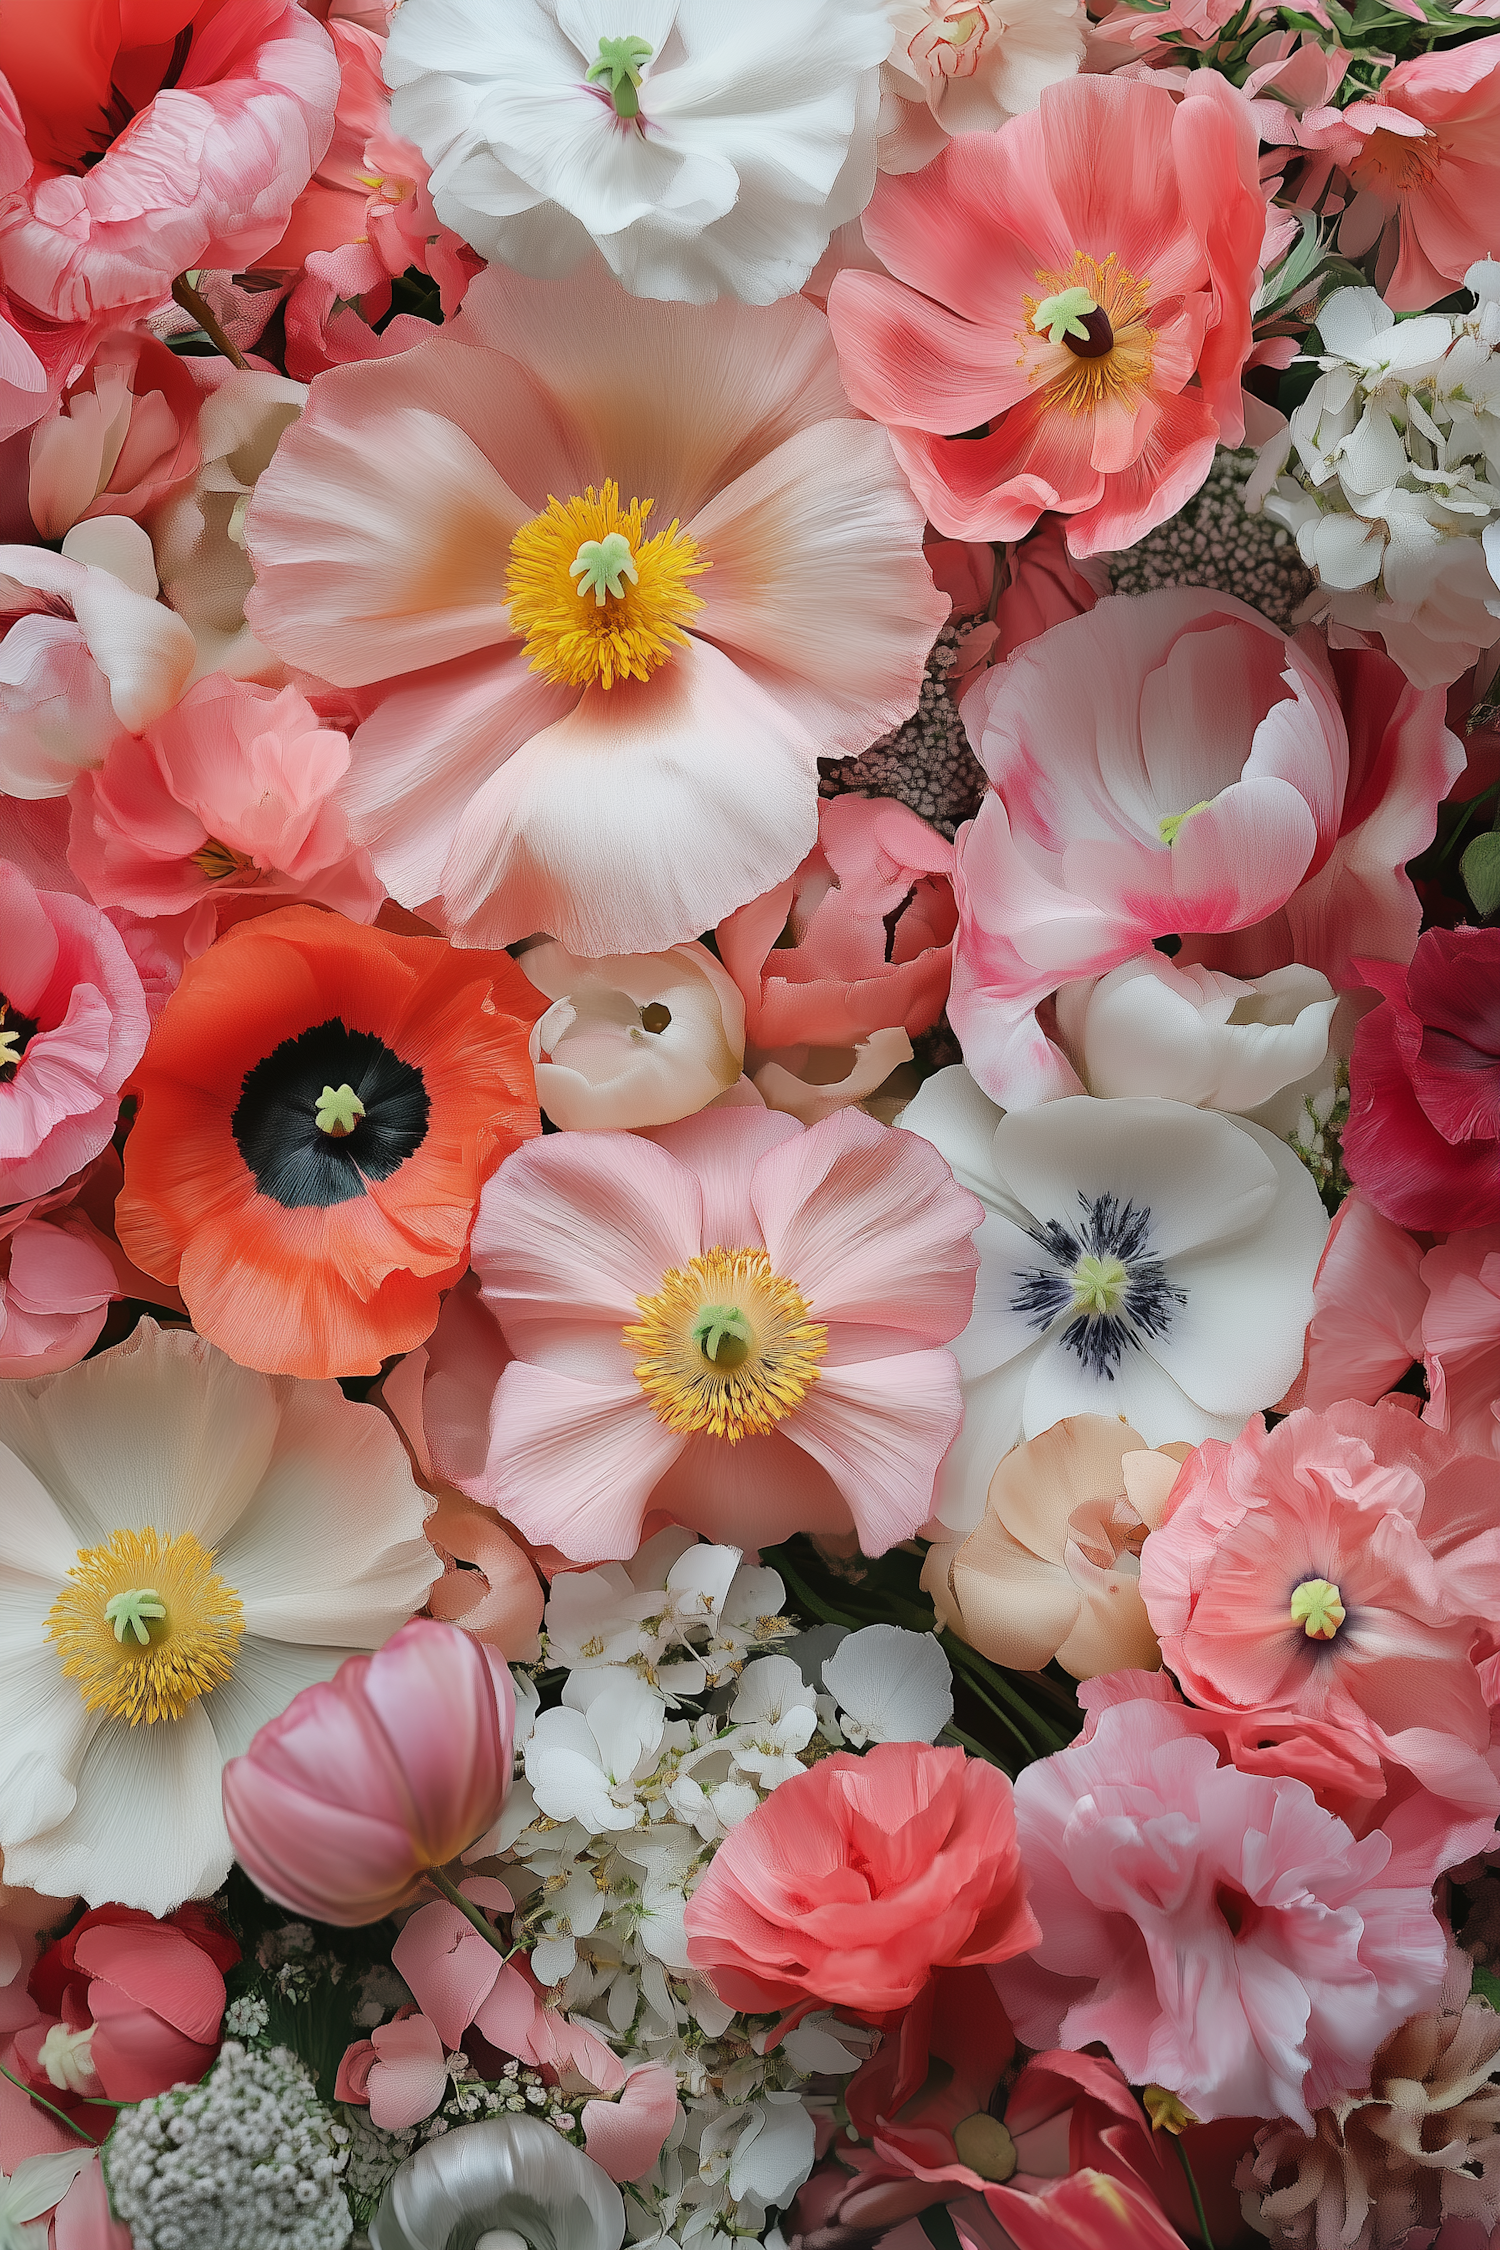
[46,1528,244,1726]
[1143,2086,1200,2136]
[625,1248,827,1443]
[190,835,258,883]
[1022,250,1154,416]
[1290,1577,1345,1641]
[506,479,707,692]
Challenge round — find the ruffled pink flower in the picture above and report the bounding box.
[17,1912,232,2107]
[0,862,148,1204]
[950,591,1462,1105]
[1314,36,1500,311]
[1295,1195,1428,1417]
[334,2009,448,2133]
[993,1696,1450,2129]
[221,1619,516,1925]
[468,1105,982,1563]
[1422,1227,1500,1459]
[243,262,948,957]
[1139,1402,1500,1812]
[826,73,1268,555]
[0,1181,118,1378]
[991,517,1105,665]
[0,0,338,328]
[66,674,383,922]
[16,332,201,543]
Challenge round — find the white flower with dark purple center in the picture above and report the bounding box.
[901,1068,1329,1536]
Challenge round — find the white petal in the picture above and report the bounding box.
[821,1624,953,1744]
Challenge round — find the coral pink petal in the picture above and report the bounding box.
[1302,1197,1427,1411]
[827,268,1040,434]
[366,2014,449,2132]
[83,1979,216,2104]
[583,2063,681,2184]
[391,1903,502,2052]
[73,1925,224,2043]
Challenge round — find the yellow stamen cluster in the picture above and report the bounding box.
[1022,250,1155,415]
[46,1528,244,1726]
[625,1248,827,1443]
[190,836,258,884]
[506,480,707,692]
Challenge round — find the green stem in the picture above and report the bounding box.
[1174,2133,1216,2250]
[0,2061,95,2143]
[1442,777,1500,862]
[427,1865,520,1962]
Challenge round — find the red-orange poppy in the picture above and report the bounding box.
[116,907,539,1378]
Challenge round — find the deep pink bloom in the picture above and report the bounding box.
[0,0,338,329]
[1345,927,1500,1233]
[67,674,383,922]
[20,1902,238,2110]
[684,1743,1039,2018]
[334,2009,448,2133]
[993,1696,1450,2129]
[0,861,148,1204]
[1140,1402,1500,1811]
[220,1618,516,1925]
[716,797,957,1052]
[826,73,1267,555]
[469,1106,982,1563]
[950,592,1461,1105]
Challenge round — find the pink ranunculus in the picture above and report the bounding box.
[334,2009,448,2133]
[683,1742,1039,2018]
[468,1105,982,1564]
[949,590,1461,1106]
[0,862,148,1205]
[992,1696,1450,2129]
[1139,1402,1500,1812]
[1314,36,1500,311]
[0,1188,118,1378]
[716,799,956,1097]
[1421,1226,1500,1459]
[826,72,1268,556]
[19,332,201,543]
[242,261,947,958]
[1344,927,1500,1233]
[0,0,339,330]
[220,1618,516,1926]
[66,673,384,923]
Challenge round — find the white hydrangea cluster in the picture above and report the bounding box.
[1249,265,1500,688]
[103,2042,353,2250]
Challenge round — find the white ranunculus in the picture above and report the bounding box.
[900,1069,1329,1537]
[0,1321,439,1915]
[1054,953,1338,1114]
[820,1623,953,1745]
[523,939,745,1130]
[385,0,896,305]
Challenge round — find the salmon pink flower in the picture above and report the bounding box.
[243,262,947,957]
[468,1105,982,1563]
[18,1902,238,2108]
[0,1178,120,1379]
[334,2011,449,2133]
[826,73,1268,555]
[18,331,201,543]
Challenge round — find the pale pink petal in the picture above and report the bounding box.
[484,1363,686,1564]
[582,2063,681,2184]
[644,1104,797,1251]
[787,1350,966,1554]
[365,2013,449,2132]
[644,1422,857,1546]
[1302,1196,1428,1412]
[391,1901,501,2051]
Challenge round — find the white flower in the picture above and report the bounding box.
[698,2094,816,2213]
[525,1666,667,1830]
[544,1534,787,1696]
[820,1624,953,1746]
[878,0,1085,175]
[0,2151,89,2249]
[523,940,746,1130]
[0,1322,438,1916]
[722,1656,818,1787]
[900,1069,1329,1536]
[385,0,897,305]
[1054,953,1338,1115]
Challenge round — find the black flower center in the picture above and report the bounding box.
[1010,1191,1185,1379]
[231,1018,429,1209]
[1064,307,1115,359]
[0,996,39,1084]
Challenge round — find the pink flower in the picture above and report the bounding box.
[220,1618,516,1925]
[18,1914,232,2108]
[19,332,201,543]
[242,262,947,957]
[990,518,1105,666]
[581,2063,681,2187]
[1295,1195,1428,1417]
[0,1,338,329]
[1422,1226,1500,1458]
[334,2009,448,2133]
[717,798,957,1060]
[468,1106,982,1563]
[1317,37,1500,311]
[950,591,1461,1106]
[0,862,148,1204]
[684,1742,1040,2018]
[1345,927,1500,1233]
[826,73,1267,555]
[993,1696,1450,2129]
[66,674,383,923]
[0,1184,118,1378]
[1139,1403,1500,1812]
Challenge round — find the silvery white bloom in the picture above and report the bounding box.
[1054,953,1338,1116]
[370,2115,624,2250]
[1249,267,1500,688]
[901,1068,1329,1536]
[385,0,897,305]
[524,1667,668,1830]
[522,941,745,1131]
[820,1623,953,1746]
[720,1657,819,1787]
[0,2151,89,2249]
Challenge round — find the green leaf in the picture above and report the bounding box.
[1460,830,1500,916]
[1471,1960,1500,2012]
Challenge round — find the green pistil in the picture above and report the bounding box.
[570,530,638,606]
[1290,1577,1345,1640]
[586,33,653,119]
[692,1304,753,1370]
[1159,800,1213,847]
[1070,1252,1128,1317]
[105,1588,166,1647]
[1032,287,1099,347]
[316,1083,365,1137]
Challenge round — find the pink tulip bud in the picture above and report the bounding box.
[221,1619,515,1925]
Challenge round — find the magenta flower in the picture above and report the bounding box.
[469,1106,983,1563]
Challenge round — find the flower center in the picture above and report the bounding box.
[46,1527,244,1726]
[190,836,258,884]
[39,2022,96,2094]
[1348,124,1437,195]
[506,481,707,692]
[315,1082,365,1138]
[1069,1251,1128,1316]
[1159,800,1213,847]
[585,32,653,118]
[0,997,38,1081]
[1012,1192,1185,1379]
[624,1248,828,1443]
[1024,253,1153,415]
[1290,1576,1345,1640]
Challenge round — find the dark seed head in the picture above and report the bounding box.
[1064,307,1115,359]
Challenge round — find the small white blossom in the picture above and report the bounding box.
[722,1658,819,1788]
[821,1625,954,1747]
[525,1667,667,1831]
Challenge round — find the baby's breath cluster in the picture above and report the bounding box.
[1103,447,1315,629]
[103,2042,353,2250]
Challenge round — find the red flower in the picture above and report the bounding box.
[17,1902,238,2110]
[116,906,539,1377]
